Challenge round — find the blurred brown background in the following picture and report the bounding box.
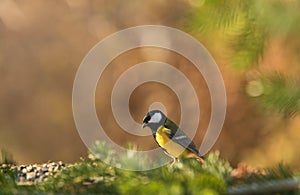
[0,0,299,169]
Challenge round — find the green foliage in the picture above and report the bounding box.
[247,75,300,116]
[187,0,300,116]
[37,143,228,194]
[88,141,164,170]
[0,165,36,195]
[187,0,267,69]
[187,0,300,70]
[187,0,244,33]
[0,165,17,195]
[115,154,228,195]
[0,142,299,194]
[0,151,19,195]
[37,159,118,194]
[202,151,232,179]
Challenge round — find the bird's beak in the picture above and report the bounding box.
[142,123,147,128]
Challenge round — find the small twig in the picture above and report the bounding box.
[228,177,300,194]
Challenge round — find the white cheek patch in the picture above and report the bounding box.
[149,112,162,123]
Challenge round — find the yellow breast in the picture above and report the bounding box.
[155,126,187,158]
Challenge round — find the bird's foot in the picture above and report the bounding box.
[169,158,183,169]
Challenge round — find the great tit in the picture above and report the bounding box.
[142,110,205,164]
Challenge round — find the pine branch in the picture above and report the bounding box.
[186,0,267,70]
[246,74,300,116]
[186,0,300,70]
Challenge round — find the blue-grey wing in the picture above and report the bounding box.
[164,124,200,156]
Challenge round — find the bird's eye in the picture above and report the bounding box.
[143,114,151,124]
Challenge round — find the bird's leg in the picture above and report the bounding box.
[169,157,178,167]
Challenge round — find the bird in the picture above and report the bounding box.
[142,110,205,165]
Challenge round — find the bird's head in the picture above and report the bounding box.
[142,110,166,132]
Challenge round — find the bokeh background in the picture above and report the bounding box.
[0,0,299,169]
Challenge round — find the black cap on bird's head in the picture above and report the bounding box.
[142,110,166,132]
